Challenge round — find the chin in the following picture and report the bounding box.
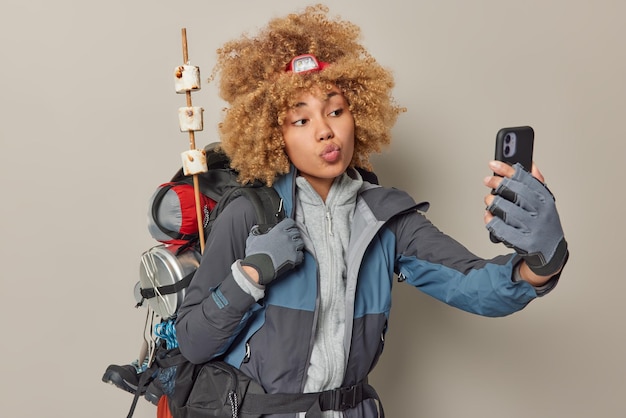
[326,164,350,178]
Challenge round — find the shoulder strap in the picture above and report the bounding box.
[236,186,285,234]
[205,185,284,238]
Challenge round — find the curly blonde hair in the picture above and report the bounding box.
[213,4,405,185]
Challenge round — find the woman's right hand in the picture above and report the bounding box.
[241,218,305,285]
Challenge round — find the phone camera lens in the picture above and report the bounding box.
[504,145,511,155]
[504,134,511,144]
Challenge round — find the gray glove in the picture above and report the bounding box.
[486,163,568,276]
[242,218,304,285]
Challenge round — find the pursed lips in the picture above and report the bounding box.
[320,143,341,162]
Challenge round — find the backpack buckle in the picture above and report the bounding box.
[322,384,363,411]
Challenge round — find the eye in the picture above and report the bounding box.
[328,108,344,117]
[292,118,308,126]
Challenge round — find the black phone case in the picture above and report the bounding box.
[494,126,534,172]
[490,126,535,243]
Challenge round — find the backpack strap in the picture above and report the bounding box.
[235,186,285,234]
[125,361,159,418]
[206,185,285,238]
[240,381,385,417]
[139,270,194,301]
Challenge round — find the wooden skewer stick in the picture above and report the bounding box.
[181,28,205,254]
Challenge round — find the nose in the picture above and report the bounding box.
[316,120,334,141]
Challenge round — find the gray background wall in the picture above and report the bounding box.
[1,0,623,417]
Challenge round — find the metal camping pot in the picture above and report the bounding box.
[138,244,201,320]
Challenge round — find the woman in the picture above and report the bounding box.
[174,4,568,417]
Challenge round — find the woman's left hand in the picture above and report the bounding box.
[483,160,545,224]
[482,161,567,286]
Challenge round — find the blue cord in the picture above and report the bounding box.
[152,319,179,395]
[154,319,179,349]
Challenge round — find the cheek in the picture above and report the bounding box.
[346,142,355,163]
[283,135,304,165]
[344,124,356,159]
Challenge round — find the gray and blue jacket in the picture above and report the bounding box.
[175,167,552,417]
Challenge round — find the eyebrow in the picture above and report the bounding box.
[294,91,340,108]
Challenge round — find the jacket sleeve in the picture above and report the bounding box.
[390,209,541,317]
[175,196,259,364]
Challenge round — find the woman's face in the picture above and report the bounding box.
[281,86,355,199]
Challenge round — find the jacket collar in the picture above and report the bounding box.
[273,165,298,219]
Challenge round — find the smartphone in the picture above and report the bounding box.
[489,126,535,243]
[494,126,534,172]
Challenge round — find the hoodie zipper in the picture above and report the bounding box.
[325,208,333,236]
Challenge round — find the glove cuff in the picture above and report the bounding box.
[241,253,276,286]
[525,238,569,277]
